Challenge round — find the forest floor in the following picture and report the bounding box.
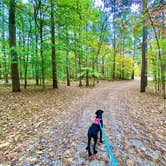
[0,81,165,166]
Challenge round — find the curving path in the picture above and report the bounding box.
[18,81,165,166]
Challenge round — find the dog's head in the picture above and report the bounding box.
[95,109,104,118]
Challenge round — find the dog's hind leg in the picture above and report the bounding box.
[100,121,103,143]
[86,136,92,156]
[100,130,103,143]
[93,137,98,154]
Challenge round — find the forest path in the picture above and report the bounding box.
[1,81,165,165]
[69,81,165,166]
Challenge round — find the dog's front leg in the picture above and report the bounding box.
[93,137,98,154]
[86,136,92,156]
[100,121,103,143]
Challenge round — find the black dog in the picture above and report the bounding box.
[86,109,104,156]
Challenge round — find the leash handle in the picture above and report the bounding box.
[99,121,118,166]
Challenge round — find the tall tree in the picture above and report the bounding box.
[147,7,165,98]
[33,0,40,85]
[39,0,45,89]
[112,0,116,79]
[131,37,136,80]
[50,0,58,88]
[1,2,8,83]
[140,0,148,92]
[65,30,70,86]
[9,0,21,92]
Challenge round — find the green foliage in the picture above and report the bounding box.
[0,0,142,88]
[78,67,100,78]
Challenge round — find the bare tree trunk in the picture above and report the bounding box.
[2,2,8,83]
[65,27,70,86]
[9,0,21,92]
[74,53,78,79]
[132,37,136,80]
[112,0,116,80]
[92,53,96,86]
[122,37,125,79]
[120,59,124,80]
[73,32,78,80]
[18,31,23,80]
[39,0,45,89]
[24,21,32,89]
[66,47,70,86]
[78,55,82,87]
[140,0,148,92]
[34,2,39,86]
[85,52,89,87]
[76,1,83,87]
[50,0,58,88]
[161,11,165,99]
[35,30,39,85]
[101,55,105,78]
[112,29,116,79]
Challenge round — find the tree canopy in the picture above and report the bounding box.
[0,0,165,97]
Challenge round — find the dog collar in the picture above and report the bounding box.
[93,118,102,125]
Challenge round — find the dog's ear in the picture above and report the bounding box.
[96,110,104,115]
[95,110,99,115]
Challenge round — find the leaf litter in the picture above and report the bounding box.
[0,81,165,165]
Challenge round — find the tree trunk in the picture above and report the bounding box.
[112,29,116,79]
[85,52,89,87]
[101,55,105,78]
[24,21,31,89]
[78,55,82,87]
[50,0,58,88]
[35,30,39,85]
[39,1,45,89]
[112,0,116,80]
[2,2,8,83]
[21,21,26,88]
[34,1,39,85]
[122,62,125,80]
[9,0,21,92]
[73,32,78,80]
[122,37,125,79]
[86,69,89,87]
[18,31,23,80]
[147,8,165,98]
[92,53,96,86]
[66,47,70,86]
[132,37,136,80]
[74,53,78,79]
[140,0,148,92]
[161,11,165,99]
[151,57,157,93]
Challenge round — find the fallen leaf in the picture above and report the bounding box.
[0,142,10,149]
[36,150,43,154]
[65,157,73,163]
[27,157,39,164]
[127,159,134,166]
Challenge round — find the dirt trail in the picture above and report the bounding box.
[1,81,165,165]
[70,81,165,166]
